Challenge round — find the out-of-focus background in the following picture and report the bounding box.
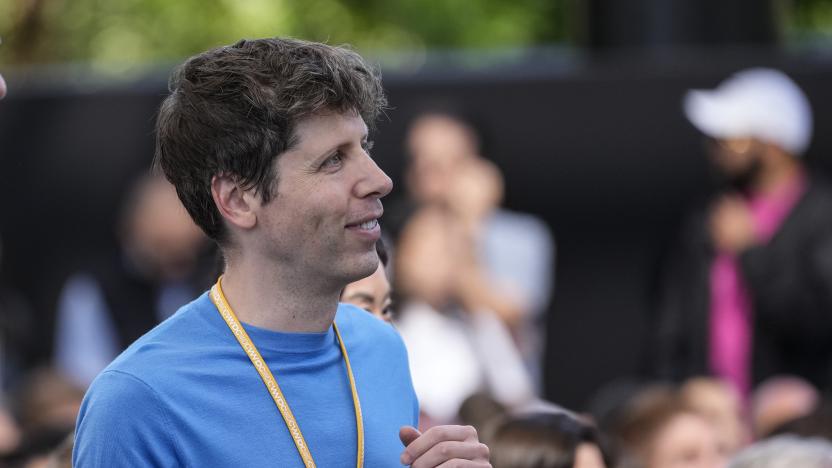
[3,1,832,466]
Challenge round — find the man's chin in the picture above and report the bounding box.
[345,252,380,283]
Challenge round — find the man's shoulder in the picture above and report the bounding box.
[75,367,185,467]
[104,292,218,378]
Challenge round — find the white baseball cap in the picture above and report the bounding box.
[683,68,813,155]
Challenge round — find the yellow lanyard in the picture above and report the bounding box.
[210,278,365,468]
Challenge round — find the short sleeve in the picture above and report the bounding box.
[74,370,182,468]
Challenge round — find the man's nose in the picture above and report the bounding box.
[356,154,393,199]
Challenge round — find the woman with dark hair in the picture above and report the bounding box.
[488,412,609,468]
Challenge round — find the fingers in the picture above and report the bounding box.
[435,461,492,468]
[401,425,474,462]
[399,426,421,447]
[409,441,491,468]
[400,425,490,467]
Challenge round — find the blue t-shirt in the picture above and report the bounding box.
[74,292,419,467]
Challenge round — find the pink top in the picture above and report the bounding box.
[709,172,807,398]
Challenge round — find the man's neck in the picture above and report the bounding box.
[218,255,341,333]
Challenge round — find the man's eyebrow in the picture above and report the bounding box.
[311,131,371,162]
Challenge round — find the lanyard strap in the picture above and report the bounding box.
[210,278,365,468]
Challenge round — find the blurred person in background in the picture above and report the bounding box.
[458,392,508,436]
[750,375,819,439]
[680,377,749,457]
[0,71,25,461]
[0,235,36,393]
[610,384,725,468]
[395,201,536,427]
[1,65,73,468]
[45,433,73,468]
[651,68,832,399]
[727,435,832,468]
[0,368,83,467]
[0,397,20,462]
[396,109,555,385]
[768,396,832,442]
[9,368,83,442]
[340,239,394,323]
[53,174,211,388]
[486,411,609,468]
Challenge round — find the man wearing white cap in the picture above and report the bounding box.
[651,68,832,397]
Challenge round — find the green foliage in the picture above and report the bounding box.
[788,0,832,40]
[3,0,831,72]
[0,0,572,72]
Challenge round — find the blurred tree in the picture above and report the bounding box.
[0,0,573,72]
[0,0,830,72]
[788,0,832,43]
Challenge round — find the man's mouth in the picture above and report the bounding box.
[347,219,379,230]
[357,219,378,230]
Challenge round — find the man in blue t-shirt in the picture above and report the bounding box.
[74,38,491,467]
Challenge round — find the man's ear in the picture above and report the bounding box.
[211,174,258,230]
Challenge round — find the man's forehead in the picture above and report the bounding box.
[294,110,368,142]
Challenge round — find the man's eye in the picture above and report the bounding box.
[322,152,344,168]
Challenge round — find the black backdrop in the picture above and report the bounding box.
[2,48,832,409]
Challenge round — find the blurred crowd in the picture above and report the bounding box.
[2,64,832,467]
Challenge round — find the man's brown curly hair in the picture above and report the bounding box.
[154,37,387,244]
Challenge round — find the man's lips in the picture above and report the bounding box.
[345,211,383,229]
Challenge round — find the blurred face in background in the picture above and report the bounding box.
[396,208,456,308]
[341,262,393,322]
[646,412,725,468]
[395,208,461,309]
[444,157,504,226]
[122,177,206,280]
[708,137,765,189]
[0,73,6,99]
[406,114,479,205]
[681,378,748,457]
